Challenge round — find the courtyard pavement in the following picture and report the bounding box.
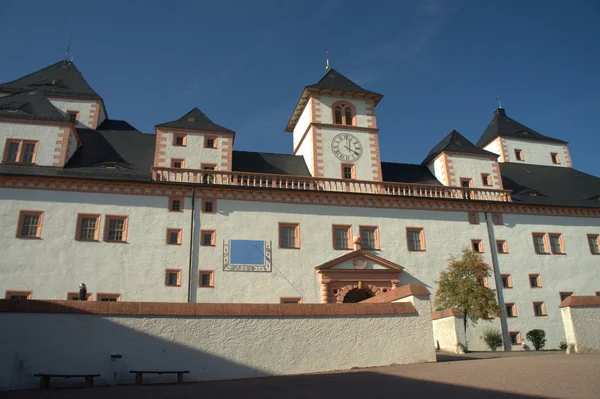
[6,353,600,399]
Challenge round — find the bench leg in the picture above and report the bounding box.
[135,373,143,385]
[177,373,184,384]
[40,376,50,389]
[85,376,94,388]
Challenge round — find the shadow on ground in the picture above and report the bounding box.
[4,371,543,399]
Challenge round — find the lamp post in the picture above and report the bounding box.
[78,283,87,301]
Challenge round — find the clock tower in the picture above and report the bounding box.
[285,69,384,181]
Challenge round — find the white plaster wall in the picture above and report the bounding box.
[164,131,223,169]
[67,130,78,160]
[295,130,314,176]
[432,316,465,353]
[0,309,435,390]
[48,98,96,129]
[447,154,500,189]
[319,127,375,180]
[502,138,569,167]
[427,156,446,185]
[561,306,600,353]
[0,189,191,302]
[0,122,62,166]
[483,138,502,159]
[292,105,311,150]
[492,212,600,351]
[317,95,370,127]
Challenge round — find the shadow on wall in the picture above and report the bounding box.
[3,370,544,399]
[0,302,269,390]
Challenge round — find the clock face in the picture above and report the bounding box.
[331,134,362,162]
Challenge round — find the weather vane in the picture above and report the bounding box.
[325,50,330,71]
[497,96,502,109]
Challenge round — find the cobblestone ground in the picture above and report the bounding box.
[6,353,600,399]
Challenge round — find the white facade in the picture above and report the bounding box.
[0,122,69,167]
[48,98,103,129]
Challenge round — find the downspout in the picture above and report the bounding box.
[188,185,196,303]
[483,202,510,351]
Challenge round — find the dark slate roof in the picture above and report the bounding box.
[307,68,382,97]
[476,108,567,147]
[0,91,65,122]
[232,151,311,176]
[0,61,101,99]
[422,130,497,166]
[500,163,600,208]
[381,162,442,185]
[156,107,234,133]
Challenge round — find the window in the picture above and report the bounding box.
[477,277,489,287]
[332,225,352,250]
[3,139,38,164]
[514,149,524,161]
[199,270,214,287]
[16,210,44,238]
[173,134,187,147]
[481,173,492,186]
[505,303,517,317]
[533,302,547,316]
[5,290,32,300]
[501,274,512,288]
[202,199,216,213]
[559,291,573,302]
[76,214,100,241]
[341,163,356,179]
[549,233,565,254]
[201,164,217,184]
[532,233,548,254]
[280,297,302,304]
[67,292,92,300]
[359,226,379,250]
[66,111,79,123]
[201,230,216,247]
[509,332,521,345]
[279,223,300,249]
[471,239,484,253]
[169,197,183,212]
[496,240,508,254]
[551,152,560,164]
[588,234,600,255]
[165,269,182,287]
[104,215,128,242]
[204,137,217,149]
[171,159,185,168]
[167,228,182,245]
[468,212,479,225]
[96,293,121,302]
[491,214,503,226]
[460,178,473,188]
[333,103,355,126]
[529,274,542,288]
[406,228,425,251]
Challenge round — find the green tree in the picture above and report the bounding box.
[435,249,500,350]
[526,329,547,351]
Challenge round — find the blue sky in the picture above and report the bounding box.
[1,0,599,175]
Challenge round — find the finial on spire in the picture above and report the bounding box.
[325,50,330,71]
[497,96,502,109]
[64,28,74,63]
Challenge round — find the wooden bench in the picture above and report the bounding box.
[33,373,100,389]
[129,370,190,385]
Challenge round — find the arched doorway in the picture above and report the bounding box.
[343,288,373,303]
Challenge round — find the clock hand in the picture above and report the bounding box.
[344,145,360,156]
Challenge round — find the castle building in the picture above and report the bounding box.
[1,61,599,350]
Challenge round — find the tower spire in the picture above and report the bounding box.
[497,96,502,109]
[64,28,74,63]
[325,50,330,71]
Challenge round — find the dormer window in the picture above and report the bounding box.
[3,139,38,164]
[551,152,560,164]
[333,102,355,126]
[66,111,79,124]
[514,149,524,161]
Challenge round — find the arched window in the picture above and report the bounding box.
[344,107,353,125]
[332,102,356,126]
[334,106,343,124]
